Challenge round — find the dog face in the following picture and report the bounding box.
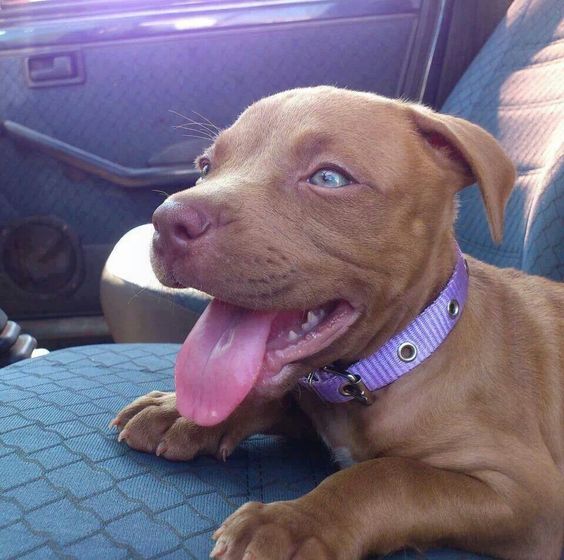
[151,86,514,422]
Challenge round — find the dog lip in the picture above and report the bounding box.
[150,251,190,290]
[259,299,361,382]
[255,302,362,396]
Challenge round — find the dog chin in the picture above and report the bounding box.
[150,253,186,289]
[254,363,309,398]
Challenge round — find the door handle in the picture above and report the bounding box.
[29,55,73,81]
[25,50,85,87]
[1,120,199,189]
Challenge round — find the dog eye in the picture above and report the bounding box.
[309,168,351,188]
[200,161,211,177]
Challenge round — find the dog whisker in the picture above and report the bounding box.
[169,109,219,138]
[152,190,170,199]
[180,133,215,144]
[191,109,222,134]
[174,128,215,142]
[128,286,150,306]
[173,123,216,140]
[181,132,218,142]
[181,116,219,137]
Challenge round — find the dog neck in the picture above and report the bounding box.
[299,241,468,404]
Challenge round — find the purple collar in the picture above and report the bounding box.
[299,245,469,405]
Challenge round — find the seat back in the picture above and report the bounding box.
[443,0,564,280]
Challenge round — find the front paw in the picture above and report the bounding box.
[211,501,337,560]
[111,391,229,461]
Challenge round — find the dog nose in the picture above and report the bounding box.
[152,199,211,251]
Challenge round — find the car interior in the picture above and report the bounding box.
[1,0,562,558]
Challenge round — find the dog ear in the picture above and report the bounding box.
[410,107,515,244]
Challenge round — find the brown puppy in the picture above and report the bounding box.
[112,87,564,559]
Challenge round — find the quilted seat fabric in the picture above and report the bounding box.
[0,345,491,559]
[0,345,333,559]
[445,0,564,280]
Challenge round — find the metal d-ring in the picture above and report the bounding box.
[322,365,373,405]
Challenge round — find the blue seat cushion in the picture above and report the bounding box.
[0,344,492,559]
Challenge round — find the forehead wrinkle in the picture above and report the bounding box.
[213,114,277,168]
[211,134,230,163]
[290,131,336,168]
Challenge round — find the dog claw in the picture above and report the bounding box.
[210,539,227,557]
[108,418,120,429]
[212,526,224,540]
[156,442,167,456]
[117,429,129,442]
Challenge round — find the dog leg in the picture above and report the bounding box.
[111,392,314,461]
[213,456,562,559]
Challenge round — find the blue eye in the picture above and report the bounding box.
[200,161,211,176]
[309,168,351,188]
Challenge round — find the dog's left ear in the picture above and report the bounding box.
[410,107,515,244]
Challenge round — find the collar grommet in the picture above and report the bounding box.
[448,299,460,318]
[398,342,417,363]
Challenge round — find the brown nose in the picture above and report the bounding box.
[152,199,211,252]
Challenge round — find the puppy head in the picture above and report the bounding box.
[152,87,515,424]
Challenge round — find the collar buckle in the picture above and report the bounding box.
[321,365,374,406]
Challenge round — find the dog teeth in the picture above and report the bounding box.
[302,309,326,332]
[285,309,327,343]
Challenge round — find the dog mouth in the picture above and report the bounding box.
[175,298,359,426]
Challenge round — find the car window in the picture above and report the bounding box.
[0,0,282,13]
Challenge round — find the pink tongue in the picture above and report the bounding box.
[175,300,276,426]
